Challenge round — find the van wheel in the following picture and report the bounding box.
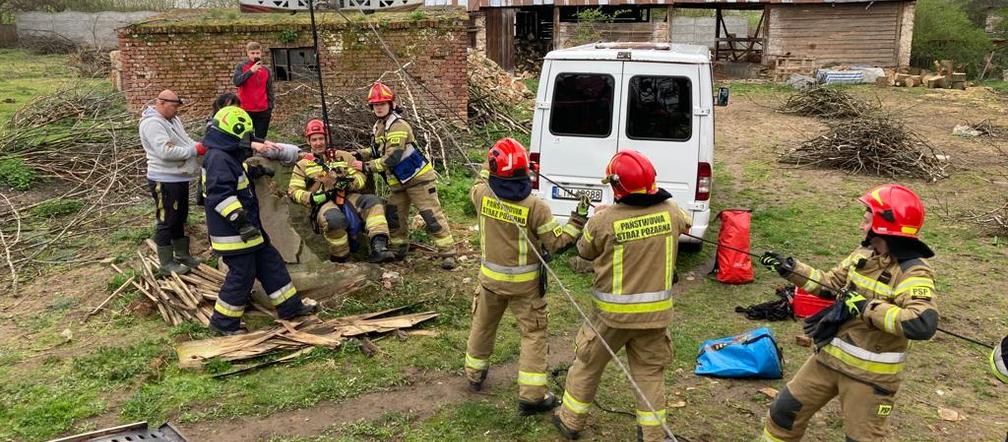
[680,241,703,253]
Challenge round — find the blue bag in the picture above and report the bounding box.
[694,327,784,379]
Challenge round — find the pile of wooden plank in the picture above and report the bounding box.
[176,306,438,369]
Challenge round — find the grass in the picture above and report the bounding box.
[0,157,38,190]
[0,49,104,124]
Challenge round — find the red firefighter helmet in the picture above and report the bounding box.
[858,184,925,238]
[304,119,327,139]
[487,137,530,179]
[605,150,657,200]
[367,81,395,105]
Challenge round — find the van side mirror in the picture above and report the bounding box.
[716,87,730,107]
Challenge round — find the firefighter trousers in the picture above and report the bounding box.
[761,356,897,442]
[209,244,305,332]
[464,286,549,403]
[315,193,394,259]
[556,321,674,442]
[387,178,455,257]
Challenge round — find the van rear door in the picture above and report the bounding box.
[536,60,623,216]
[616,62,701,211]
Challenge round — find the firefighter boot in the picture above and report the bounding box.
[209,323,247,336]
[467,369,488,393]
[552,414,580,440]
[172,236,202,268]
[368,235,395,263]
[637,426,679,442]
[393,243,409,261]
[518,391,560,416]
[156,244,190,276]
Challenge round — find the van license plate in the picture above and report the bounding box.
[552,186,603,202]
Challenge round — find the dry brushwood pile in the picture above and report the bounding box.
[778,87,879,119]
[176,306,438,369]
[966,118,1005,138]
[780,115,948,181]
[467,49,533,135]
[962,201,1008,236]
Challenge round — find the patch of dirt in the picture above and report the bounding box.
[179,336,575,441]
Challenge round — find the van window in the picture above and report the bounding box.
[549,73,615,138]
[626,76,692,141]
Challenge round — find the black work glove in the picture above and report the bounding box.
[761,251,795,277]
[246,164,275,180]
[227,208,262,242]
[803,298,851,349]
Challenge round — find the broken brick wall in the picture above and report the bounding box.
[117,11,469,126]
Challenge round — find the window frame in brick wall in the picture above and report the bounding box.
[271,47,319,82]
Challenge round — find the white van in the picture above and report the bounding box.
[529,42,723,251]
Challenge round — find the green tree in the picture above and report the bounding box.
[912,0,994,77]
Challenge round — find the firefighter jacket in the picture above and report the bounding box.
[786,247,939,392]
[355,114,433,187]
[200,127,266,256]
[471,182,582,296]
[288,151,367,206]
[577,201,691,329]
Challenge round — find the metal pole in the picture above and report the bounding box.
[307,0,332,147]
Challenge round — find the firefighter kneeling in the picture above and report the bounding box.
[203,106,315,335]
[288,119,396,263]
[464,138,585,415]
[759,184,939,442]
[554,150,691,442]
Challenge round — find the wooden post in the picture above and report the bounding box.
[667,6,674,43]
[714,8,722,61]
[553,6,561,50]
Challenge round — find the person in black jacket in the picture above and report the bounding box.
[201,105,313,335]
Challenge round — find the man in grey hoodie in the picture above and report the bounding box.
[139,90,206,275]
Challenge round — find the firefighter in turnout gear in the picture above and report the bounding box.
[464,138,585,415]
[553,150,691,442]
[202,106,314,335]
[758,184,940,442]
[352,82,457,269]
[288,119,396,263]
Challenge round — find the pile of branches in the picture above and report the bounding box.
[962,201,1008,236]
[780,115,948,181]
[69,47,113,78]
[778,86,879,119]
[966,118,1005,138]
[466,49,533,135]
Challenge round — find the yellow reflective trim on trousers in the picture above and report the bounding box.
[272,287,297,306]
[214,300,245,317]
[803,268,821,292]
[613,244,623,295]
[325,233,349,246]
[465,353,488,370]
[562,391,591,414]
[635,409,667,426]
[210,235,264,251]
[594,297,673,314]
[848,269,894,298]
[761,427,787,442]
[821,343,904,374]
[432,234,454,248]
[517,371,548,386]
[884,306,901,334]
[991,348,1008,383]
[664,236,673,291]
[365,214,387,230]
[481,264,538,283]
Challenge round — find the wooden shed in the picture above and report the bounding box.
[422,0,916,73]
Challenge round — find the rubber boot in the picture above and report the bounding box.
[329,254,348,263]
[518,391,560,416]
[156,244,190,276]
[368,235,395,263]
[172,236,202,268]
[209,323,247,336]
[636,425,679,442]
[552,414,580,440]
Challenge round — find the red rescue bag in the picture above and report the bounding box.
[710,209,753,284]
